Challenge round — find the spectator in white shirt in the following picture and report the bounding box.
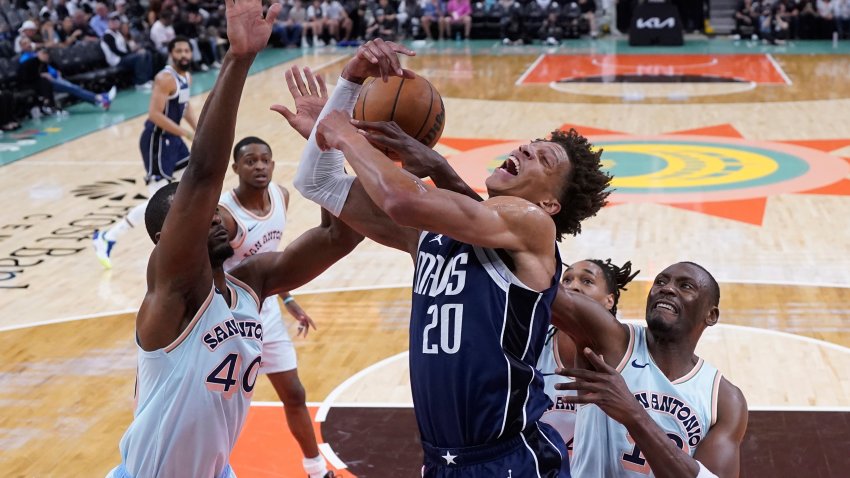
[150,9,177,55]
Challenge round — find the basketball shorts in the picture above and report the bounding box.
[259,296,297,375]
[140,126,190,183]
[421,422,570,478]
[106,463,236,478]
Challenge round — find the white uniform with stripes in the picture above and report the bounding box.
[110,276,263,478]
[537,326,578,455]
[571,324,723,477]
[219,185,295,374]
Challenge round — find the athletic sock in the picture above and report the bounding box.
[104,201,147,242]
[303,453,328,478]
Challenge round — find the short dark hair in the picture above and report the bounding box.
[145,181,179,242]
[681,261,720,307]
[545,129,612,240]
[232,136,271,162]
[586,258,639,316]
[167,36,190,53]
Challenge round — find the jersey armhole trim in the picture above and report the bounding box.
[710,371,723,426]
[226,273,262,312]
[671,357,705,385]
[231,188,276,221]
[615,323,636,373]
[218,202,247,250]
[163,284,215,353]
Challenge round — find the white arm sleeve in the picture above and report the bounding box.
[293,77,362,217]
[695,461,719,478]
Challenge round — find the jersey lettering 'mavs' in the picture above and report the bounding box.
[409,232,561,448]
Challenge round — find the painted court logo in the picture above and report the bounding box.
[439,124,850,225]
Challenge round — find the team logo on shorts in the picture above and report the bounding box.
[438,123,850,225]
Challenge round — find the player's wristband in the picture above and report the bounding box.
[283,296,295,305]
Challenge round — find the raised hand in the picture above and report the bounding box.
[555,347,645,427]
[341,38,417,83]
[316,110,360,151]
[270,66,328,140]
[351,119,441,176]
[225,0,281,57]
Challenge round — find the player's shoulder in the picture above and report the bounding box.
[154,69,178,88]
[482,195,556,232]
[716,375,748,427]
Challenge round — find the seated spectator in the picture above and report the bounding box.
[734,0,758,37]
[421,0,444,40]
[397,0,419,40]
[56,16,86,46]
[174,6,220,66]
[89,2,110,37]
[114,0,131,23]
[19,45,117,111]
[835,0,850,37]
[101,12,154,89]
[441,0,472,39]
[307,0,328,45]
[40,14,62,47]
[71,10,99,39]
[818,0,836,37]
[15,37,57,116]
[539,9,563,45]
[150,9,176,55]
[578,0,598,37]
[273,0,305,47]
[496,0,523,44]
[15,21,43,54]
[344,0,368,40]
[366,7,397,39]
[289,0,314,46]
[324,0,353,42]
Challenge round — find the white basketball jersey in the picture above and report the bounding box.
[118,276,263,478]
[537,326,578,455]
[571,324,722,477]
[220,186,287,325]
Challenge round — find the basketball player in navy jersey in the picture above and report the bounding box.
[108,2,361,476]
[93,36,197,269]
[280,39,611,477]
[219,133,356,478]
[551,262,748,477]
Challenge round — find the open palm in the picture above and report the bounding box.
[271,66,329,140]
[226,0,281,56]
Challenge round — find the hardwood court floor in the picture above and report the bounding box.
[1,40,850,476]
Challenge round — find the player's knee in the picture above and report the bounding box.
[281,380,307,407]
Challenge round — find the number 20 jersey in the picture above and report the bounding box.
[410,231,562,448]
[116,275,263,478]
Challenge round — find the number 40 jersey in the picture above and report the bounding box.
[410,231,562,448]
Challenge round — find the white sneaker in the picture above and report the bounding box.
[92,229,116,269]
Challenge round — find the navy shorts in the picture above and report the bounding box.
[422,422,570,478]
[140,126,189,183]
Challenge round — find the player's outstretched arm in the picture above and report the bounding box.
[140,0,280,351]
[319,113,552,255]
[232,208,364,300]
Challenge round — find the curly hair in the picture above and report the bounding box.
[586,259,639,316]
[542,129,612,240]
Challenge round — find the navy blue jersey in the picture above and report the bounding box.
[144,66,189,132]
[410,231,562,449]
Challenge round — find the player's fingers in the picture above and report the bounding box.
[269,104,296,121]
[388,41,416,57]
[350,119,395,135]
[358,45,379,64]
[583,347,614,373]
[292,65,309,96]
[316,73,328,98]
[365,43,389,81]
[555,367,604,381]
[304,67,320,97]
[560,394,602,405]
[374,39,403,77]
[555,380,605,393]
[285,68,301,97]
[266,1,282,24]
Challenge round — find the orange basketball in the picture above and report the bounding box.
[353,74,446,156]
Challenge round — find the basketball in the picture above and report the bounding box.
[353,74,446,154]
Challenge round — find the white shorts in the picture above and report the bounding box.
[259,296,297,375]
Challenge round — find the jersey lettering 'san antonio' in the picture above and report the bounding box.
[203,317,264,351]
[633,391,703,447]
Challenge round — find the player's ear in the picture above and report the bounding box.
[705,306,719,327]
[537,197,561,216]
[231,161,238,173]
[154,231,162,244]
[603,293,615,312]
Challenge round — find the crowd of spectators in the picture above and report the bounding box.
[733,0,850,42]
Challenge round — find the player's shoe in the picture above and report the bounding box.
[92,229,116,269]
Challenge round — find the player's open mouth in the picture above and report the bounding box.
[499,155,520,176]
[653,300,678,314]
